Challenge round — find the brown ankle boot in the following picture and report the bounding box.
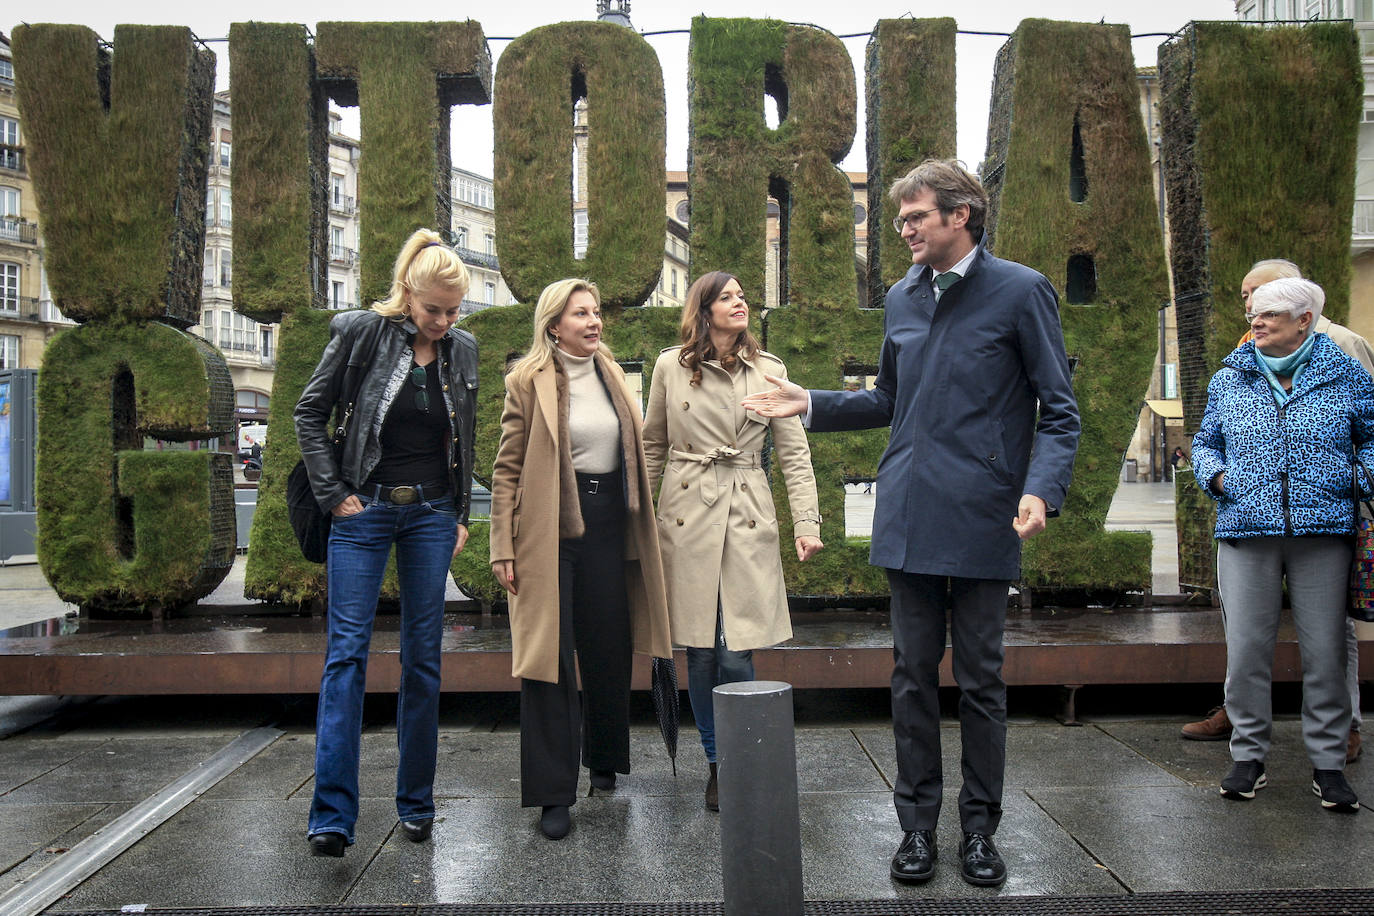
[705,762,719,811]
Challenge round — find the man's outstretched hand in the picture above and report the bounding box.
[740,374,808,418]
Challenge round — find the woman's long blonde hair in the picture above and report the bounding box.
[372,228,470,317]
[505,278,613,388]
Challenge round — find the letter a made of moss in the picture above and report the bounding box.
[981,20,1168,592]
[1161,22,1359,589]
[37,323,237,615]
[12,25,214,327]
[494,22,666,308]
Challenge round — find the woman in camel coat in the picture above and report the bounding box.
[489,278,672,840]
[642,271,823,810]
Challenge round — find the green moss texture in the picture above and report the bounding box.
[494,22,666,308]
[36,322,236,614]
[229,22,329,322]
[317,21,491,305]
[12,25,214,327]
[866,19,956,306]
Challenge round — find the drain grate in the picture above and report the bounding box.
[58,888,1374,916]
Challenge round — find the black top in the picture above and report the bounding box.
[364,360,451,495]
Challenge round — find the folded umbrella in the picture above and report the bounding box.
[650,655,680,776]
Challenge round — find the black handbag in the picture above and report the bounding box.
[286,323,378,563]
[1351,458,1374,622]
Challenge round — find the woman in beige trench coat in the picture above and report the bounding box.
[642,271,823,811]
[490,278,672,840]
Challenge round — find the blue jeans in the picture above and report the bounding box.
[308,489,457,842]
[685,612,754,764]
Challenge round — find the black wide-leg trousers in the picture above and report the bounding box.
[520,470,633,808]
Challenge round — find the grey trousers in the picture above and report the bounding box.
[1346,617,1362,732]
[1217,536,1353,770]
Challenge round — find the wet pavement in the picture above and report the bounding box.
[0,690,1369,912]
[0,480,1370,910]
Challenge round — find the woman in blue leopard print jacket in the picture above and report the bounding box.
[1192,277,1374,813]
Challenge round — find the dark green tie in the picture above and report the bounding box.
[934,271,960,292]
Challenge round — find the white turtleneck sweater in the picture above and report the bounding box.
[555,349,621,474]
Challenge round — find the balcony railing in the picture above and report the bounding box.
[0,217,37,245]
[0,297,45,322]
[453,245,499,271]
[329,244,357,266]
[329,193,356,216]
[39,299,75,324]
[0,146,24,174]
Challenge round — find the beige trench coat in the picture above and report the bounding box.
[489,354,673,683]
[643,347,821,651]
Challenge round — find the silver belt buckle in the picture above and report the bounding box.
[586,478,599,495]
[390,485,417,505]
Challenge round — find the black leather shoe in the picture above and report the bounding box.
[959,832,1006,887]
[308,831,346,858]
[590,769,616,791]
[889,829,936,883]
[539,805,571,840]
[400,819,433,843]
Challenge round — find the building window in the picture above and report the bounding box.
[671,270,678,297]
[0,117,19,171]
[219,311,231,349]
[332,280,344,309]
[484,233,495,256]
[219,189,232,227]
[0,59,14,85]
[484,281,495,305]
[332,174,345,205]
[219,141,231,168]
[0,185,18,218]
[675,200,689,224]
[219,250,232,288]
[0,335,17,368]
[260,328,274,361]
[454,226,468,248]
[573,212,588,260]
[205,188,216,226]
[0,262,18,312]
[201,309,212,332]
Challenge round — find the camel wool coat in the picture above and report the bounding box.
[643,347,821,651]
[489,352,672,684]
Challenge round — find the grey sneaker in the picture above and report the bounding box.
[1312,769,1359,812]
[1220,760,1266,800]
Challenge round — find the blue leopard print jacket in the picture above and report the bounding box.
[1192,333,1374,539]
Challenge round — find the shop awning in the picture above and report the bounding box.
[1144,398,1183,419]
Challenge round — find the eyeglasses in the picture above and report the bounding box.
[410,365,430,413]
[892,209,942,233]
[1245,309,1290,324]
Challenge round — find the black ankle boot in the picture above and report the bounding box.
[705,762,719,811]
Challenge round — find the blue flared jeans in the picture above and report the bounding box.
[308,489,457,843]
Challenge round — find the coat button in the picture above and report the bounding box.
[748,520,756,528]
[443,384,450,391]
[681,481,689,489]
[676,518,684,526]
[682,401,690,410]
[740,483,748,491]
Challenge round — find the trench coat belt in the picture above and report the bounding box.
[669,447,761,508]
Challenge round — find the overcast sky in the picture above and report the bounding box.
[7,0,1239,175]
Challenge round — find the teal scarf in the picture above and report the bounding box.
[1255,332,1316,406]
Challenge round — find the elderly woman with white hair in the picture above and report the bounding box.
[1192,276,1374,812]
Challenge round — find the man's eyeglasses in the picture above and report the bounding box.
[892,208,943,233]
[410,365,430,413]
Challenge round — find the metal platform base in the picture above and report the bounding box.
[55,887,1374,915]
[2,608,1371,696]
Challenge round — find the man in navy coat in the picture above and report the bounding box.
[743,159,1079,887]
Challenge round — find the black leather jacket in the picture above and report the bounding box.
[294,310,479,525]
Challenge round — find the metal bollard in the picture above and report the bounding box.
[714,680,803,916]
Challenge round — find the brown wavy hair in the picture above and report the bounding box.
[677,271,761,387]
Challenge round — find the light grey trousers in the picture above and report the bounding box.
[1217,536,1353,770]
